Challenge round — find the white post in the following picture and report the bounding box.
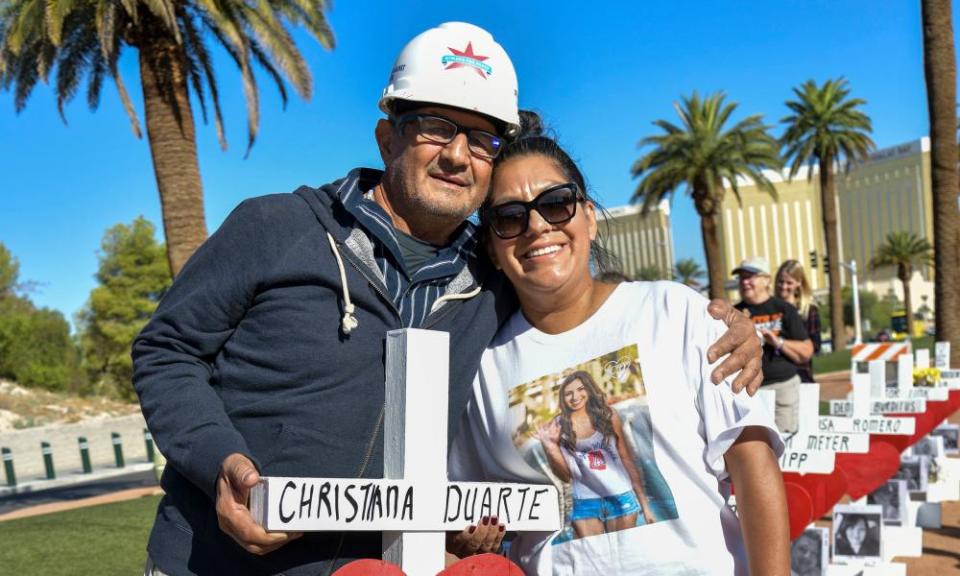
[383,329,449,575]
[849,260,862,346]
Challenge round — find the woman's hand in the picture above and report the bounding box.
[633,484,656,525]
[534,419,561,446]
[445,516,506,565]
[642,506,656,525]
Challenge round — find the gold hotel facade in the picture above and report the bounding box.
[717,138,934,308]
[598,200,675,281]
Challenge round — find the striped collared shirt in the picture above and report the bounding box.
[338,172,479,327]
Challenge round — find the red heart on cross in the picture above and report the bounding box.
[331,554,524,576]
[783,481,814,540]
[783,470,847,526]
[835,440,901,500]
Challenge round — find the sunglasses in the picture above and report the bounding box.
[394,113,503,160]
[483,183,583,239]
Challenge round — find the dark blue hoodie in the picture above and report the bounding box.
[132,168,515,575]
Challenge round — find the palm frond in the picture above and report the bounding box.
[45,0,77,46]
[633,91,780,217]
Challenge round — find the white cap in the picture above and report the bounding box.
[732,256,771,276]
[379,22,520,137]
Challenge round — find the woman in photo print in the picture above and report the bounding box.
[536,371,655,538]
[448,112,789,575]
[833,514,880,558]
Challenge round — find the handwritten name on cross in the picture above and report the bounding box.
[250,329,560,576]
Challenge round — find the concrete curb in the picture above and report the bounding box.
[0,462,156,498]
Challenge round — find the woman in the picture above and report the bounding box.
[448,128,789,575]
[776,260,821,382]
[536,371,655,538]
[833,514,880,558]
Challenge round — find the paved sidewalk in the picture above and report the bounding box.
[0,485,163,522]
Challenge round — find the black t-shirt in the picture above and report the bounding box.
[396,230,440,274]
[735,296,809,385]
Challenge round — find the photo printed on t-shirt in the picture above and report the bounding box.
[506,343,679,544]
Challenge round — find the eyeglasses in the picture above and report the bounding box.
[395,114,503,159]
[483,183,583,239]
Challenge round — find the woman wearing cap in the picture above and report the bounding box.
[448,124,789,575]
[734,257,814,434]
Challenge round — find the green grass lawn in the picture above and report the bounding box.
[813,335,934,376]
[0,494,160,576]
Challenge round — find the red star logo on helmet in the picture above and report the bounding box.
[444,42,489,78]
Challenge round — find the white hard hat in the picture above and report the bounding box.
[379,22,520,137]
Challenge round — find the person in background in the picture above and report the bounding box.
[776,259,821,382]
[734,257,813,434]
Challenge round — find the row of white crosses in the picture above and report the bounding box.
[764,342,960,575]
[769,344,957,477]
[249,329,561,576]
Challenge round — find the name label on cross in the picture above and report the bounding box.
[250,329,561,575]
[817,416,915,435]
[871,399,927,414]
[250,477,559,532]
[886,387,949,401]
[783,432,869,453]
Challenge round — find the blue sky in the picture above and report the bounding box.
[0,1,947,325]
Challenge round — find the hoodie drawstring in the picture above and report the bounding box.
[326,232,359,334]
[430,285,482,314]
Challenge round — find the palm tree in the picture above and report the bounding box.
[870,232,934,340]
[674,258,705,289]
[637,266,664,281]
[780,78,874,349]
[632,92,781,300]
[0,0,334,276]
[921,0,960,365]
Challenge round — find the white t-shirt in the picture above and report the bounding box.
[561,429,633,499]
[449,281,783,576]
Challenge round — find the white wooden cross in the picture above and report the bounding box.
[768,383,837,475]
[250,329,561,576]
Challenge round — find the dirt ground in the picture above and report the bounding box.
[816,371,960,574]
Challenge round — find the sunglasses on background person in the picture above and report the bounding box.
[394,113,503,159]
[483,183,584,239]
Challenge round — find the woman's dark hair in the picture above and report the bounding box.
[483,110,623,277]
[556,371,615,453]
[835,514,868,550]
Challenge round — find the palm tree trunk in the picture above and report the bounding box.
[922,0,960,365]
[700,209,725,300]
[138,24,208,277]
[819,157,845,349]
[901,265,915,340]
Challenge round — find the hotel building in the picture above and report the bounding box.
[717,138,934,308]
[597,200,675,281]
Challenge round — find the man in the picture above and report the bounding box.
[134,22,764,576]
[733,257,813,434]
